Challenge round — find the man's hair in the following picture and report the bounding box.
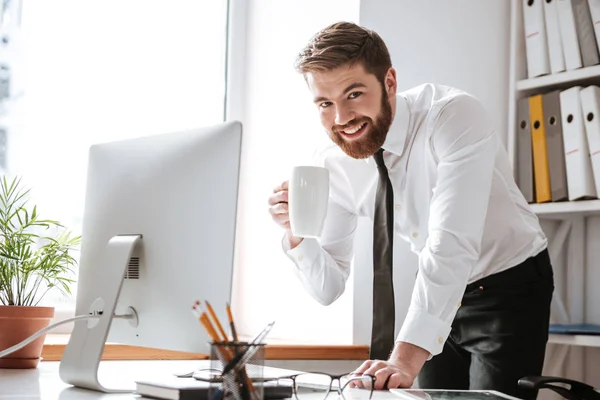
[295,22,392,84]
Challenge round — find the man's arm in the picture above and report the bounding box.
[356,93,498,389]
[273,156,359,306]
[283,194,358,306]
[395,93,497,358]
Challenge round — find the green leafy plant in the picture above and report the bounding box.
[0,176,81,306]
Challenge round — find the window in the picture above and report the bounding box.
[4,1,228,324]
[3,0,361,344]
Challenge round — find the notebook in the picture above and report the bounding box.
[136,377,209,400]
[136,377,293,400]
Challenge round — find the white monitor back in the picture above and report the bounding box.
[75,121,242,354]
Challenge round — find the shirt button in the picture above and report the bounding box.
[297,255,304,262]
[395,204,402,211]
[411,232,419,239]
[438,337,443,344]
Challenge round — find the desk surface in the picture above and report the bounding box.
[0,360,401,400]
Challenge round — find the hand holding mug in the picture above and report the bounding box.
[268,180,291,230]
[268,166,330,248]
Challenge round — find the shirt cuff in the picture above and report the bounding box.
[396,309,452,359]
[281,236,321,271]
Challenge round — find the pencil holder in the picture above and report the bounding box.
[209,341,266,400]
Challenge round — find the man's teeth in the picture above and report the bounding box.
[344,123,366,134]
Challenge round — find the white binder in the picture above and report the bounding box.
[580,86,600,195]
[556,0,584,70]
[560,86,597,200]
[572,0,600,67]
[544,0,566,73]
[588,0,600,54]
[523,0,551,77]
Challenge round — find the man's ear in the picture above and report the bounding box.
[385,67,397,95]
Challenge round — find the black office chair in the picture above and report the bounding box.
[519,376,600,400]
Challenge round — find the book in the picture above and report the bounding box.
[136,376,293,400]
[136,377,207,400]
[549,324,600,335]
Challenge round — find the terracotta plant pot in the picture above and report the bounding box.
[0,305,54,368]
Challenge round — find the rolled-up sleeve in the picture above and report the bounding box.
[396,94,498,357]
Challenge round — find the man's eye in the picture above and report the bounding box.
[320,102,332,108]
[348,92,362,99]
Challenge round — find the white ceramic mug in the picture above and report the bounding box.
[288,166,330,238]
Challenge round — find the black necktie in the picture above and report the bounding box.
[370,148,395,360]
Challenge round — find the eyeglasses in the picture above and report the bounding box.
[277,372,376,400]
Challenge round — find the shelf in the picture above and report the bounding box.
[516,65,600,93]
[529,200,600,219]
[548,334,600,348]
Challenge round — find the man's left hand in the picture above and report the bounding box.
[352,359,416,390]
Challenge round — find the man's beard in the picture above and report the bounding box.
[328,91,393,159]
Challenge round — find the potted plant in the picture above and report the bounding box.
[0,176,80,368]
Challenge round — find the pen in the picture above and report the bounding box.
[226,302,238,342]
[224,303,251,400]
[221,321,275,375]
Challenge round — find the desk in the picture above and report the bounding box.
[0,360,401,400]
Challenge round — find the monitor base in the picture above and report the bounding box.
[58,234,142,393]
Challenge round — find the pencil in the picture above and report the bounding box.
[194,303,256,396]
[226,302,239,343]
[205,300,229,342]
[195,302,233,358]
[199,313,222,348]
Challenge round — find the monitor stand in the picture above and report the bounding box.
[59,234,142,393]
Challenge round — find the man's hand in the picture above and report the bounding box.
[353,342,430,390]
[352,359,415,390]
[268,181,303,249]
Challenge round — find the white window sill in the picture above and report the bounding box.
[42,333,368,362]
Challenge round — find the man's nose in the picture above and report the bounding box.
[335,107,354,126]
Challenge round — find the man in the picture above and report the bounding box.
[267,22,554,399]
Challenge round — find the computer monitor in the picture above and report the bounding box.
[59,121,243,393]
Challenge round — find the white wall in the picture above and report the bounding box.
[360,0,511,146]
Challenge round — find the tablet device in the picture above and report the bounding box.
[390,389,522,400]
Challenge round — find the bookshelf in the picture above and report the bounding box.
[507,2,600,383]
[529,199,600,218]
[548,333,600,348]
[517,64,600,93]
[508,1,600,221]
[507,2,600,207]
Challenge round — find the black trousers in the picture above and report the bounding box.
[417,248,554,400]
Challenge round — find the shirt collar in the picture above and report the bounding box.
[381,94,410,157]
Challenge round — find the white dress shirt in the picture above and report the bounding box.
[283,83,547,357]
